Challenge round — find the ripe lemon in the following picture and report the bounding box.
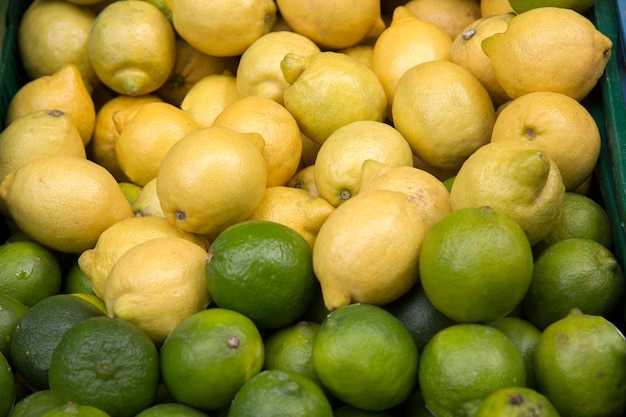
[89,94,163,182]
[78,215,208,299]
[104,236,211,344]
[281,51,387,145]
[0,109,86,180]
[0,156,133,253]
[160,308,265,411]
[480,0,515,16]
[450,140,565,245]
[132,178,165,218]
[156,127,267,237]
[392,60,495,171]
[473,387,560,417]
[236,31,321,105]
[313,189,430,310]
[115,101,200,186]
[248,186,335,247]
[5,63,95,146]
[180,73,239,127]
[171,0,277,57]
[313,120,414,207]
[275,0,385,49]
[339,44,374,68]
[287,165,321,197]
[17,0,98,90]
[481,7,612,101]
[404,0,481,40]
[419,323,526,417]
[450,12,515,107]
[370,6,453,116]
[213,96,302,187]
[88,0,176,96]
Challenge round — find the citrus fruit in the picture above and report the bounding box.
[419,206,534,323]
[131,177,165,218]
[41,403,111,417]
[480,0,515,15]
[522,238,625,330]
[135,403,209,417]
[508,0,596,13]
[481,7,612,101]
[313,120,414,206]
[473,387,560,417]
[160,308,264,411]
[403,0,481,40]
[104,236,211,344]
[313,304,418,411]
[418,323,526,417]
[0,293,27,359]
[0,240,62,307]
[287,165,321,198]
[205,220,316,329]
[449,140,565,245]
[0,351,14,417]
[48,316,160,417]
[313,189,429,311]
[392,60,495,171]
[228,369,333,417]
[7,390,63,417]
[88,0,176,96]
[534,308,626,417]
[281,51,387,145]
[10,294,104,390]
[179,73,239,128]
[61,262,96,296]
[156,127,267,237]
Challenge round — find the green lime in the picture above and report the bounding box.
[522,238,625,330]
[508,0,595,14]
[134,403,209,417]
[485,316,541,389]
[473,387,560,417]
[10,294,105,390]
[160,308,264,411]
[6,390,63,417]
[334,405,398,416]
[0,240,62,307]
[418,323,526,417]
[61,261,96,296]
[41,403,111,417]
[228,369,333,417]
[299,283,331,324]
[313,304,418,411]
[442,176,455,193]
[0,351,14,417]
[419,206,534,323]
[534,308,626,417]
[48,316,160,417]
[0,293,28,359]
[118,182,142,206]
[205,220,317,329]
[384,283,455,353]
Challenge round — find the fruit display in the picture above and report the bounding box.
[1,0,626,416]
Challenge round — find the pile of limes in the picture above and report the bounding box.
[1,0,625,416]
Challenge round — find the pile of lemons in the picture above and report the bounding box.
[1,0,625,416]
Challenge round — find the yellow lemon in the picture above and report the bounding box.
[212,96,302,187]
[404,0,482,40]
[0,109,86,180]
[276,0,385,49]
[156,126,268,237]
[370,7,453,116]
[481,7,612,101]
[281,51,387,145]
[236,31,321,105]
[18,0,98,91]
[338,44,375,68]
[0,156,133,253]
[156,37,239,107]
[89,94,163,183]
[5,63,95,146]
[287,165,321,198]
[450,12,515,107]
[450,140,566,245]
[313,189,430,311]
[115,101,200,187]
[78,215,208,299]
[132,178,165,218]
[490,91,601,191]
[314,120,414,207]
[392,59,496,171]
[88,0,176,96]
[248,186,335,247]
[360,160,451,228]
[104,236,211,344]
[180,73,239,128]
[480,0,515,16]
[171,0,277,57]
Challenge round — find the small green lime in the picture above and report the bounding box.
[442,176,455,193]
[0,351,14,417]
[0,293,28,359]
[508,0,595,14]
[41,403,111,417]
[160,308,264,411]
[205,220,316,329]
[118,182,143,206]
[48,316,160,417]
[473,386,560,417]
[6,390,63,417]
[61,261,96,296]
[134,403,209,417]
